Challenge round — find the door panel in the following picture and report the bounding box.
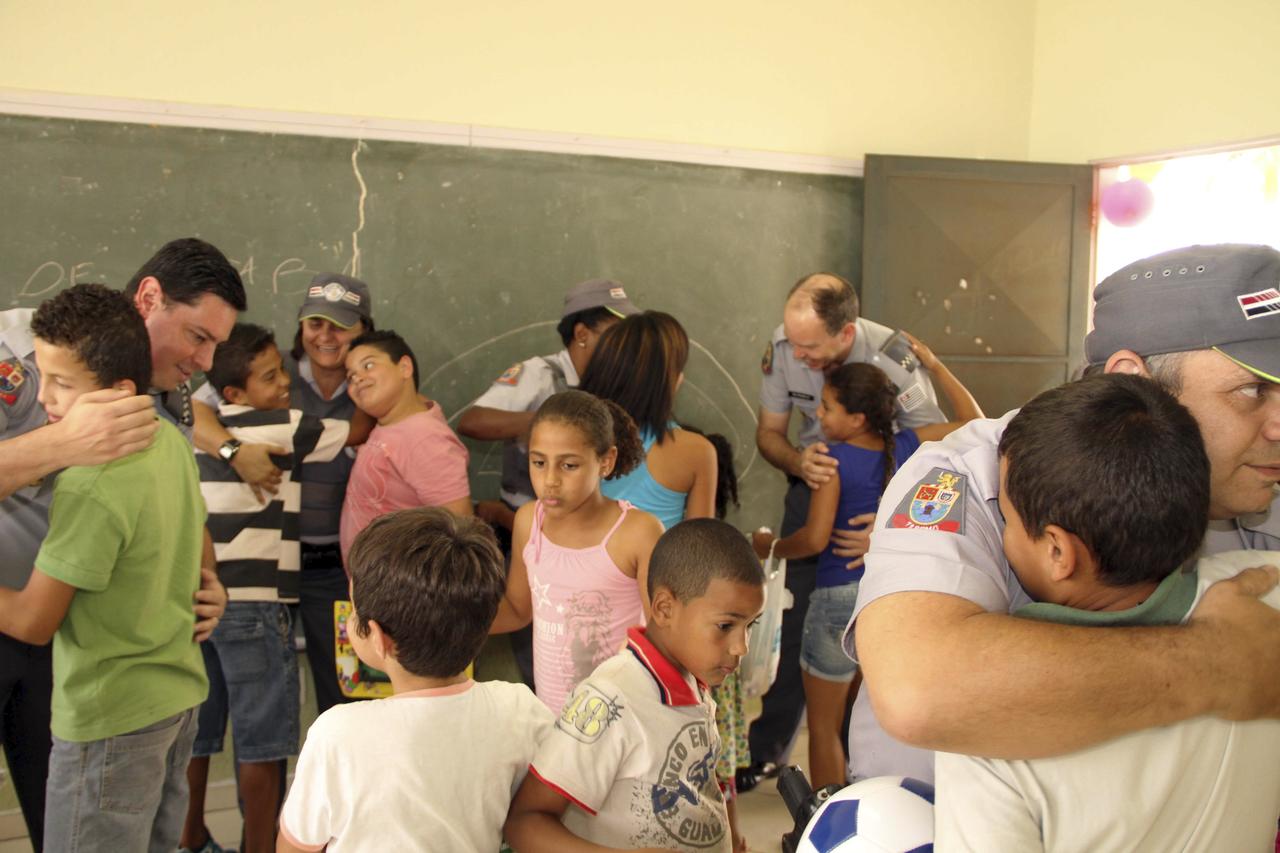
[862,155,1093,416]
[944,361,1071,422]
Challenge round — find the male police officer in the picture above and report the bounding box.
[0,237,238,847]
[748,271,944,783]
[848,244,1280,779]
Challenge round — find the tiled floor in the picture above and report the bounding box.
[0,753,809,853]
[0,637,810,852]
[0,735,809,853]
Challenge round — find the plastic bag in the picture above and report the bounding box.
[740,550,791,699]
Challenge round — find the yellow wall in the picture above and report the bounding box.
[3,2,1275,166]
[0,0,1036,162]
[1027,0,1280,162]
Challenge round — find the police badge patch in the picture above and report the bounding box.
[888,467,966,533]
[761,341,774,376]
[0,359,25,406]
[495,362,523,386]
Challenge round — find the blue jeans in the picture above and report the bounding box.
[194,602,299,762]
[298,553,354,714]
[44,707,198,853]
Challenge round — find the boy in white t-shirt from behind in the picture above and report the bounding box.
[934,373,1280,852]
[278,507,553,853]
[505,519,766,853]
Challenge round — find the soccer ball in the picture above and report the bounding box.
[797,776,935,853]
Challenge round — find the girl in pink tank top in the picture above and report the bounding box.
[489,391,665,712]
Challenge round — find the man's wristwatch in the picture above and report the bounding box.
[218,439,242,462]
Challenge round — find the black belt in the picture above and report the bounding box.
[300,542,342,570]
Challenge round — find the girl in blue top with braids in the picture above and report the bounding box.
[752,333,982,790]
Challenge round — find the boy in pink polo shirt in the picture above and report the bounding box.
[338,330,472,564]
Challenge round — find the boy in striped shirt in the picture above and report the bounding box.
[181,323,366,853]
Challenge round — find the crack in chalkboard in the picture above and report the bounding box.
[350,139,368,278]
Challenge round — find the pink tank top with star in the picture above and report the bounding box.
[524,499,645,713]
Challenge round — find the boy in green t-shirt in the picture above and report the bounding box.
[0,283,209,852]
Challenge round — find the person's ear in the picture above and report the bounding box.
[848,412,867,431]
[600,445,618,478]
[132,277,165,320]
[573,321,591,349]
[111,379,138,396]
[1042,524,1081,583]
[839,321,857,349]
[397,355,413,380]
[649,585,679,627]
[222,384,246,405]
[675,372,685,394]
[367,618,396,663]
[1104,349,1151,378]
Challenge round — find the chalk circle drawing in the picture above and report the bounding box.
[428,321,760,479]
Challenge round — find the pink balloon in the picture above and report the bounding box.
[1100,179,1155,227]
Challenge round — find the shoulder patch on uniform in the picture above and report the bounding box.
[761,341,774,376]
[556,683,624,744]
[0,359,27,406]
[888,467,967,533]
[495,362,524,386]
[896,383,926,412]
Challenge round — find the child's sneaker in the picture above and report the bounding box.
[178,835,236,853]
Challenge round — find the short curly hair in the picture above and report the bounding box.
[30,283,152,392]
[347,507,506,678]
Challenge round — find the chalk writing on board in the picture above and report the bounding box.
[225,257,321,297]
[15,260,98,304]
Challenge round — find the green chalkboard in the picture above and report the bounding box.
[0,113,862,528]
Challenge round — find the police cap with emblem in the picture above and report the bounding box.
[298,273,373,329]
[561,278,640,319]
[1085,243,1280,382]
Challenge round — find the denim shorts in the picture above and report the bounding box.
[193,601,299,762]
[800,582,860,682]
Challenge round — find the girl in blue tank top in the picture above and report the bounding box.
[751,335,982,790]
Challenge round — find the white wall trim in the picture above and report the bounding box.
[0,88,864,178]
[1090,134,1280,166]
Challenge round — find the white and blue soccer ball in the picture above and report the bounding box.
[798,775,935,853]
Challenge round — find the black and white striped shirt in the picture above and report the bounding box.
[196,404,349,602]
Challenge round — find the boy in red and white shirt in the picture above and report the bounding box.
[505,519,765,853]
